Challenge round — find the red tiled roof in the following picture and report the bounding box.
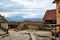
[43,9,56,20]
[18,21,43,26]
[23,21,43,25]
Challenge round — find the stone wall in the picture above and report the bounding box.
[1,23,8,29]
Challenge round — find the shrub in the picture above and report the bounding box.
[21,25,29,30]
[38,24,51,30]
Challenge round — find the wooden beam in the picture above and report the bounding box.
[53,0,56,3]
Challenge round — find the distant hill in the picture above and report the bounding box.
[6,15,42,21]
[6,18,42,22]
[24,18,42,21]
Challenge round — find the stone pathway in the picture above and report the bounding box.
[0,30,52,40]
[30,33,36,40]
[0,30,6,35]
[57,37,60,40]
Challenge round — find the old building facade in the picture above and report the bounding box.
[0,15,8,30]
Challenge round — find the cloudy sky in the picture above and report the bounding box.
[0,0,56,21]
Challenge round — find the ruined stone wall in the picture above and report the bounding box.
[1,23,8,29]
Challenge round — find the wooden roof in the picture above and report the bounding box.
[43,9,56,20]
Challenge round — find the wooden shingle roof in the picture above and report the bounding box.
[43,9,56,20]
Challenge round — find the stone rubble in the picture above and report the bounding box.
[0,30,52,40]
[2,33,30,40]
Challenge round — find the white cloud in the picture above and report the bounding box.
[11,0,42,8]
[0,12,20,17]
[0,3,3,5]
[0,12,11,17]
[11,0,55,9]
[0,0,56,19]
[22,13,40,18]
[0,2,14,8]
[0,12,42,18]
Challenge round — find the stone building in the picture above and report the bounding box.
[0,15,8,32]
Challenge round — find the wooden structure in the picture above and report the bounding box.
[0,15,8,34]
[53,0,60,32]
